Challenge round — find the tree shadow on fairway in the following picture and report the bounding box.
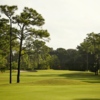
[21,74,58,77]
[59,71,100,83]
[74,98,100,100]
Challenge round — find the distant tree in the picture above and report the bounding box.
[50,55,60,69]
[77,32,100,75]
[65,49,82,70]
[50,48,67,69]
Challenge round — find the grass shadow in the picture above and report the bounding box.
[21,74,58,77]
[74,98,100,100]
[59,71,100,83]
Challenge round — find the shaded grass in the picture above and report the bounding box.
[75,98,100,100]
[59,71,100,83]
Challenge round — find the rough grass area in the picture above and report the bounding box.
[0,70,100,100]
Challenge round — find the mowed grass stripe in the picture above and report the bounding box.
[0,85,100,100]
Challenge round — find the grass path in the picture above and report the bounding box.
[0,70,100,100]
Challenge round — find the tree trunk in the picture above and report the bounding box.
[95,70,98,75]
[17,28,23,83]
[9,19,12,84]
[95,62,99,75]
[86,53,89,71]
[17,37,23,83]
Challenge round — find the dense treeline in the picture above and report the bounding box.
[50,32,100,75]
[0,5,100,82]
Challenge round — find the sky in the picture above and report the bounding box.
[0,0,100,50]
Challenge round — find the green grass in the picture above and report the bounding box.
[0,70,100,100]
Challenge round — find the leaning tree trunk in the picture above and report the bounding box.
[17,31,23,83]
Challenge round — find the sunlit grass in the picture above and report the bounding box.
[0,70,100,100]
